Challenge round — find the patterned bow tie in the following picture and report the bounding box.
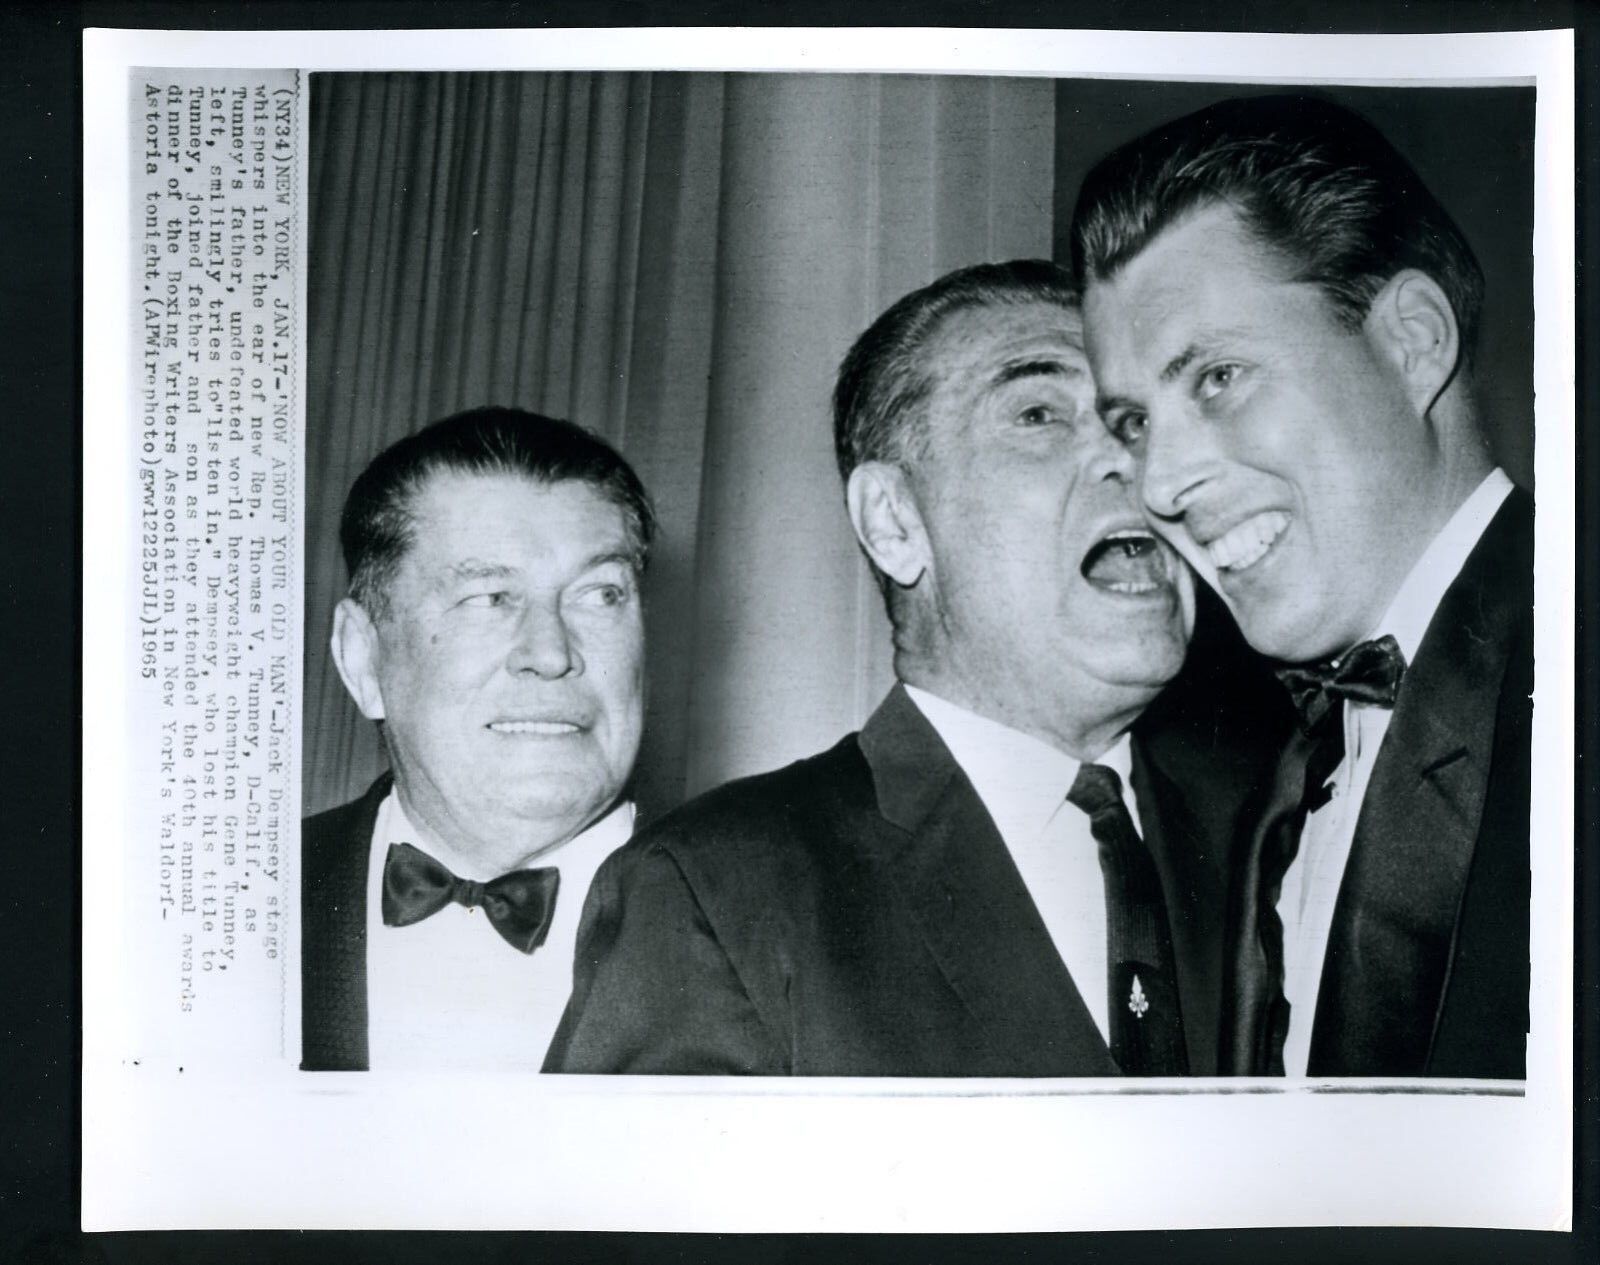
[1275,633,1407,733]
[382,842,560,954]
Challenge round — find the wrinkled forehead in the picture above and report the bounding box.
[402,469,638,562]
[924,299,1089,395]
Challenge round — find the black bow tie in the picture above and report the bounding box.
[1275,634,1407,734]
[382,842,560,954]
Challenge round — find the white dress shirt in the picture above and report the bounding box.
[1276,468,1513,1076]
[364,790,634,1070]
[905,685,1143,1044]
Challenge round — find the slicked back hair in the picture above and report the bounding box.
[1070,94,1484,364]
[339,406,655,620]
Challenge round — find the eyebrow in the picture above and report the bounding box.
[582,548,644,574]
[1159,345,1199,384]
[991,359,1084,389]
[1094,339,1226,415]
[446,560,518,582]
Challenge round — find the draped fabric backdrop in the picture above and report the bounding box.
[304,72,1055,820]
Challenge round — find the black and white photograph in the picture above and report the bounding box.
[299,71,1535,1082]
[79,24,1576,1234]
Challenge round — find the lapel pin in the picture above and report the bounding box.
[1128,974,1149,1019]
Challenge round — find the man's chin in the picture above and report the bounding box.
[502,779,616,821]
[1091,638,1189,696]
[470,791,618,859]
[466,752,620,823]
[1229,596,1353,664]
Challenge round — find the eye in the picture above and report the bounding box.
[573,582,631,609]
[1106,409,1147,447]
[1016,404,1063,428]
[1197,363,1244,401]
[459,591,510,609]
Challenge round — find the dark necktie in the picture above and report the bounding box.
[1067,764,1188,1076]
[1228,637,1404,1074]
[382,842,560,954]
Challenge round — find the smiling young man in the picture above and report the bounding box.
[546,261,1283,1077]
[1074,95,1532,1078]
[301,407,652,1071]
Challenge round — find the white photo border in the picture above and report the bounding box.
[82,25,1576,1233]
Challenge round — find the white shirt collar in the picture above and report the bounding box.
[365,787,635,1070]
[902,684,1136,843]
[1367,468,1513,664]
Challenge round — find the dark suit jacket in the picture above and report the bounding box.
[1228,490,1533,1078]
[300,774,390,1071]
[547,663,1285,1077]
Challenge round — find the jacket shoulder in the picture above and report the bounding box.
[299,777,387,1071]
[650,731,869,845]
[303,796,369,850]
[609,732,876,897]
[304,774,389,837]
[302,776,390,890]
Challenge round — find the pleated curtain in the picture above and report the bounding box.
[304,70,1055,821]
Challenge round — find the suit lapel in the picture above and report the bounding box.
[1308,493,1532,1075]
[300,774,389,1071]
[860,687,1120,1076]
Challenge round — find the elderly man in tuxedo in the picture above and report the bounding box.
[301,406,651,1071]
[547,260,1284,1077]
[1074,95,1531,1078]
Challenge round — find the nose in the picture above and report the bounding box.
[1085,420,1139,485]
[506,599,580,679]
[1140,407,1215,522]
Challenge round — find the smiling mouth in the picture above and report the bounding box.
[1203,511,1291,574]
[487,720,583,736]
[1080,529,1174,595]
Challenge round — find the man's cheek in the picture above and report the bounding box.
[1151,522,1217,588]
[1174,566,1198,636]
[593,617,646,667]
[1189,548,1220,590]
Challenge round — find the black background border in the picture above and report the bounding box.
[5,2,1594,1261]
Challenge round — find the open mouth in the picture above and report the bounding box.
[1204,511,1290,574]
[1080,529,1173,595]
[487,720,583,736]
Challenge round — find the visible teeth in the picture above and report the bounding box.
[1104,529,1152,551]
[489,721,579,734]
[1205,512,1289,572]
[1081,526,1169,593]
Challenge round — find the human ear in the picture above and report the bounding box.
[845,461,931,589]
[1365,269,1461,414]
[331,597,387,721]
